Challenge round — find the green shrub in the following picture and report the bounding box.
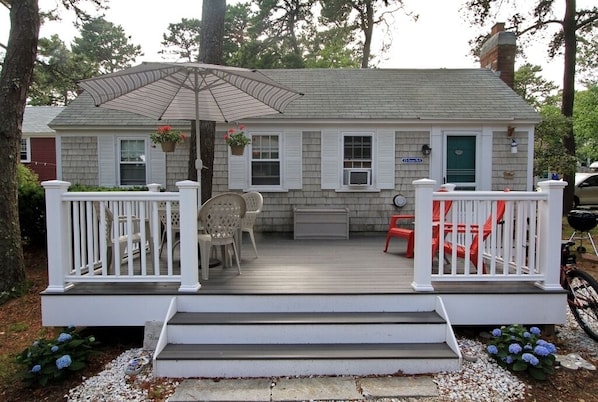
[486,324,557,380]
[17,165,46,248]
[16,326,98,387]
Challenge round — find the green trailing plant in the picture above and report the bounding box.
[17,164,46,248]
[486,324,557,380]
[16,326,98,386]
[224,124,251,146]
[150,125,187,144]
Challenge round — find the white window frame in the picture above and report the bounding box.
[20,137,31,163]
[341,132,374,189]
[249,132,283,190]
[117,138,148,186]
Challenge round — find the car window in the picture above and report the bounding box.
[583,175,598,186]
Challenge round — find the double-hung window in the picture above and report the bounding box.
[20,138,31,163]
[343,134,372,186]
[119,139,147,186]
[251,134,280,186]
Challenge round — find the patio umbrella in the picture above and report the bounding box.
[77,62,304,181]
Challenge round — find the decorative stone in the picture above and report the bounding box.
[556,353,597,370]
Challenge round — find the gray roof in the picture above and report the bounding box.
[24,106,65,133]
[50,68,539,128]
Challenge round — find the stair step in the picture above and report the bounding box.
[169,311,445,325]
[157,342,457,361]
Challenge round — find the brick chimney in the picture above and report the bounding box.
[479,23,516,88]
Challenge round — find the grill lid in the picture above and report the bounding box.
[567,210,598,232]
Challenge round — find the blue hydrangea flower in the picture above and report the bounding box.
[487,345,499,355]
[534,345,550,356]
[508,343,522,354]
[56,355,72,370]
[492,329,502,337]
[530,327,541,335]
[57,333,73,343]
[523,331,531,338]
[505,355,514,364]
[537,339,547,345]
[522,352,540,365]
[544,342,557,354]
[524,343,533,350]
[511,335,516,340]
[51,345,59,353]
[31,364,41,373]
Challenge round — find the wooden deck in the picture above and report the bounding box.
[58,232,550,296]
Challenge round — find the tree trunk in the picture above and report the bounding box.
[0,1,40,292]
[561,0,577,214]
[189,0,225,204]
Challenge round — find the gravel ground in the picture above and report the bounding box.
[66,312,597,402]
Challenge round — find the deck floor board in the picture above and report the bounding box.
[54,233,550,296]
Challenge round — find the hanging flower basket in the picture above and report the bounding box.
[230,145,245,155]
[224,124,250,156]
[150,125,186,153]
[161,142,176,152]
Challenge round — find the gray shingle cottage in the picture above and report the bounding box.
[49,25,539,233]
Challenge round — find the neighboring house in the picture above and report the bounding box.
[49,24,538,233]
[22,106,64,182]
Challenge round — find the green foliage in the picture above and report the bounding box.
[16,326,98,387]
[71,17,142,74]
[514,64,559,109]
[486,324,557,381]
[68,184,149,192]
[534,105,577,178]
[17,165,47,248]
[574,84,598,164]
[160,18,202,62]
[30,35,98,106]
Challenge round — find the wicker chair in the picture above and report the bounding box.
[198,193,246,280]
[93,202,147,272]
[241,191,263,257]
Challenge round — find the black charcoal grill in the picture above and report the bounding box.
[567,210,598,254]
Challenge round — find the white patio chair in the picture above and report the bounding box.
[93,202,147,272]
[241,191,263,257]
[158,201,180,258]
[197,193,246,280]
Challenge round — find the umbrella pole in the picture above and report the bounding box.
[194,69,202,205]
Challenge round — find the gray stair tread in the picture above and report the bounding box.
[169,311,445,325]
[157,343,458,360]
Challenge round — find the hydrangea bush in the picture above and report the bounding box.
[486,324,557,380]
[16,326,98,386]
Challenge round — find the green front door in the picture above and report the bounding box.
[446,136,476,190]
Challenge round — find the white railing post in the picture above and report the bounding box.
[176,180,201,292]
[41,180,72,292]
[536,180,567,290]
[411,179,436,291]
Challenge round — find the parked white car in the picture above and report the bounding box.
[574,172,598,207]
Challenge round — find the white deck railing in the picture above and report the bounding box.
[411,179,566,292]
[42,179,566,294]
[42,180,200,293]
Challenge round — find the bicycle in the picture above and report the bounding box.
[560,241,598,341]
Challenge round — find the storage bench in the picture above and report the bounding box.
[293,208,349,240]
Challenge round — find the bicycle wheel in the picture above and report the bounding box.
[566,269,598,341]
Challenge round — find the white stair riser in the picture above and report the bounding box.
[176,294,437,313]
[154,358,461,378]
[167,324,447,344]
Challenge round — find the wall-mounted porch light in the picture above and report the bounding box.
[421,144,432,156]
[511,138,518,154]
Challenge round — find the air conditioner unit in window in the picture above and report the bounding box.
[346,169,371,186]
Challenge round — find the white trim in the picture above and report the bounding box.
[20,137,31,163]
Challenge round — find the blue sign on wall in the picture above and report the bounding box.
[401,157,424,164]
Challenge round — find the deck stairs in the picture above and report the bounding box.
[153,294,462,378]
